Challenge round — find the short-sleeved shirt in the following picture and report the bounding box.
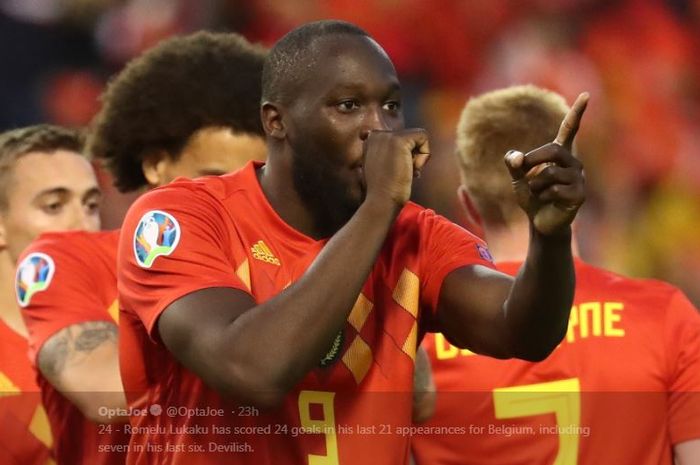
[0,319,53,465]
[411,259,700,465]
[17,230,129,465]
[117,161,493,465]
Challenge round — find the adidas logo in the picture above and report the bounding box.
[251,240,281,266]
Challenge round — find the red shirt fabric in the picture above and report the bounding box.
[117,161,494,465]
[17,230,129,465]
[411,259,700,465]
[0,319,53,465]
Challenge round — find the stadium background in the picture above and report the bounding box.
[1,0,699,305]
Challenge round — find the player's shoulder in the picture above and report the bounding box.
[15,230,118,308]
[396,201,433,221]
[396,202,482,240]
[390,202,435,240]
[129,177,217,210]
[576,260,681,310]
[394,202,445,230]
[142,161,255,203]
[128,162,257,218]
[20,229,118,262]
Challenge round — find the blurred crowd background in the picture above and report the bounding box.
[1,0,699,305]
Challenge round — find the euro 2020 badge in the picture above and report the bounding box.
[16,253,55,307]
[133,210,181,268]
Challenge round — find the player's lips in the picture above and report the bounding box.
[353,164,365,191]
[350,159,363,174]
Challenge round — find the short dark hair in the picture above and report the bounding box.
[89,31,267,193]
[0,125,85,209]
[262,20,369,105]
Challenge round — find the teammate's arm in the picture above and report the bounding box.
[158,129,430,408]
[675,439,700,464]
[412,346,436,423]
[37,321,126,423]
[436,93,588,361]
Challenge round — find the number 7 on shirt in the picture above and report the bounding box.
[493,378,581,465]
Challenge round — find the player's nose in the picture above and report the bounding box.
[360,106,390,140]
[67,202,99,232]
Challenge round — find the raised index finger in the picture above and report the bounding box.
[553,92,589,150]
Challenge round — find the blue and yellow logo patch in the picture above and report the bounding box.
[133,210,181,268]
[16,253,55,307]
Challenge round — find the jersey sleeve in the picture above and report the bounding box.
[418,210,495,319]
[665,289,700,444]
[16,235,115,365]
[118,182,249,339]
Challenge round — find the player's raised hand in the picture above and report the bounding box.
[506,92,589,235]
[363,129,430,207]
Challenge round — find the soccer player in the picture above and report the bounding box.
[410,85,700,465]
[117,20,588,464]
[0,124,101,465]
[16,32,267,465]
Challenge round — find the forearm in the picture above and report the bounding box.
[38,321,127,422]
[71,391,128,424]
[505,225,574,360]
[412,347,436,423]
[223,197,398,401]
[675,439,700,465]
[61,351,127,423]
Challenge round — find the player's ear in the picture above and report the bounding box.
[457,185,484,236]
[261,101,286,140]
[141,151,169,188]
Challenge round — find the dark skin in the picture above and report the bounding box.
[157,34,588,408]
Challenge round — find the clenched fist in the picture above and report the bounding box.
[363,129,431,207]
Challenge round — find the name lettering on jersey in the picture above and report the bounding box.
[567,301,624,343]
[434,333,475,360]
[251,240,280,266]
[133,210,181,268]
[434,301,626,360]
[15,252,55,307]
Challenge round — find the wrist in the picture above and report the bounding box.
[530,222,572,243]
[529,223,573,259]
[361,193,402,220]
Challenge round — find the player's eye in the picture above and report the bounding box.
[337,100,359,112]
[82,189,102,215]
[85,198,101,215]
[41,202,64,215]
[383,100,401,112]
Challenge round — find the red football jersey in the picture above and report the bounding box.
[17,230,129,465]
[0,319,53,465]
[117,161,494,465]
[411,259,700,465]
